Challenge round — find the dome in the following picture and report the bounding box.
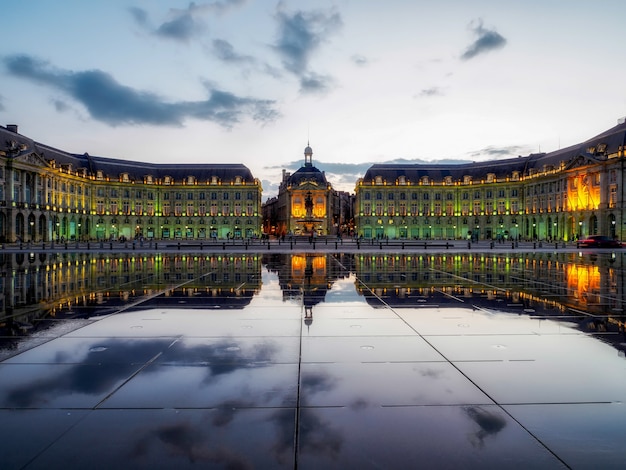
[304,145,313,156]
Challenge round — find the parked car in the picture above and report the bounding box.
[578,235,622,248]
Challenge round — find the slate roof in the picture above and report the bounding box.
[0,125,256,183]
[362,119,626,183]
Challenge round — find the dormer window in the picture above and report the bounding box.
[421,176,429,185]
[463,175,472,184]
[375,175,383,185]
[487,173,495,183]
[187,175,195,185]
[211,175,219,184]
[96,170,104,181]
[121,173,130,182]
[444,176,453,185]
[145,175,153,184]
[164,176,172,185]
[511,171,520,181]
[398,175,406,185]
[235,176,242,185]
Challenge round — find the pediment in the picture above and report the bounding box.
[14,151,50,168]
[563,154,600,171]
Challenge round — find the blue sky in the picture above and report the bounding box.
[2,0,625,198]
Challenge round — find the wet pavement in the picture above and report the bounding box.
[1,250,626,469]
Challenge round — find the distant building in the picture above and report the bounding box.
[263,144,346,236]
[0,125,262,242]
[355,118,626,241]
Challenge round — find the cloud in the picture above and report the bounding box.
[272,6,342,91]
[350,54,369,67]
[467,144,533,159]
[417,87,444,97]
[299,72,334,94]
[156,11,203,42]
[212,39,255,64]
[460,19,507,61]
[128,7,149,27]
[3,54,280,128]
[130,2,248,43]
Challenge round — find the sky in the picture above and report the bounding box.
[2,0,626,199]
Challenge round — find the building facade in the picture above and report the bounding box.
[263,145,344,237]
[355,118,626,241]
[0,125,262,243]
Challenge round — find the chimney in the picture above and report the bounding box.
[618,116,626,125]
[6,124,18,133]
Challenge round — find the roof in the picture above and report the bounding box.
[362,119,626,183]
[0,125,256,183]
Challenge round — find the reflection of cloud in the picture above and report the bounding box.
[4,338,280,407]
[464,406,507,448]
[130,419,253,467]
[419,367,444,379]
[298,408,343,459]
[6,339,172,407]
[301,370,338,396]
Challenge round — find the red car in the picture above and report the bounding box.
[578,235,622,248]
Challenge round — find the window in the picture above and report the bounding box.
[364,192,371,200]
[187,192,193,200]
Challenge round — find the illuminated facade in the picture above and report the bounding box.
[0,125,262,243]
[355,118,626,241]
[263,145,343,236]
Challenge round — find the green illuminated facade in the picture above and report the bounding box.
[0,125,262,242]
[355,118,626,241]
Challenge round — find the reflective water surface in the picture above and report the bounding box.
[1,251,626,469]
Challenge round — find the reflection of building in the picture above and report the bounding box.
[353,252,626,338]
[0,253,262,342]
[355,118,626,241]
[264,253,353,323]
[263,145,344,236]
[0,125,262,243]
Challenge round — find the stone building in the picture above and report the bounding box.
[0,125,262,242]
[355,118,626,241]
[263,144,343,237]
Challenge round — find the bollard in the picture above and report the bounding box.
[533,242,536,249]
[87,242,90,250]
[402,242,405,250]
[42,242,45,250]
[468,241,471,249]
[512,242,515,249]
[555,243,558,249]
[155,242,158,250]
[110,242,113,250]
[335,242,338,249]
[379,242,383,250]
[200,242,203,251]
[290,241,293,250]
[490,241,494,249]
[539,241,542,248]
[132,242,136,250]
[267,242,270,250]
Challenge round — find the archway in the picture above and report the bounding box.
[38,215,47,241]
[608,214,616,238]
[0,213,5,242]
[15,213,25,242]
[27,213,36,241]
[589,214,598,236]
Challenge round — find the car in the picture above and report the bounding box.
[578,235,622,248]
